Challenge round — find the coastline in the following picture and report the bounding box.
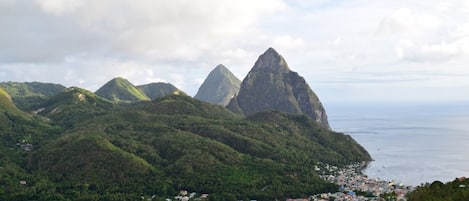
[310,162,414,201]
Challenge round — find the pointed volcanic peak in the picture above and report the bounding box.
[226,47,330,129]
[250,47,290,73]
[137,82,186,100]
[194,64,241,106]
[95,77,150,102]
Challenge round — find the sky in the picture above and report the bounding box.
[1,0,469,103]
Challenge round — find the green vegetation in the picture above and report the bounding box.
[0,88,26,118]
[0,82,66,111]
[407,178,469,201]
[36,87,115,128]
[137,82,185,100]
[0,87,371,200]
[95,77,150,102]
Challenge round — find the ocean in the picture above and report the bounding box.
[326,101,469,186]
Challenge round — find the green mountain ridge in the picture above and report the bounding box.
[0,88,25,118]
[0,48,376,200]
[95,77,150,102]
[36,87,115,128]
[0,93,371,200]
[194,64,241,106]
[137,82,185,99]
[0,82,66,111]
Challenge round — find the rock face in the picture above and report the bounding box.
[226,48,330,129]
[137,82,185,100]
[95,77,150,102]
[194,64,241,106]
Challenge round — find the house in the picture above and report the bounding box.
[179,190,188,196]
[21,144,33,151]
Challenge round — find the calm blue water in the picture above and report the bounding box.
[326,102,469,186]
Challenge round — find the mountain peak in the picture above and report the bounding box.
[251,47,290,72]
[214,64,228,71]
[95,77,150,102]
[226,48,330,129]
[109,77,127,83]
[194,64,241,106]
[266,47,278,54]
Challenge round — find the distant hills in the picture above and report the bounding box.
[28,95,369,200]
[94,77,185,102]
[0,82,66,110]
[137,82,185,99]
[36,87,115,128]
[0,47,369,200]
[195,64,241,106]
[226,48,330,129]
[95,77,151,102]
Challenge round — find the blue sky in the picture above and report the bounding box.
[1,0,468,103]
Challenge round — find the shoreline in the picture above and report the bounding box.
[311,162,414,201]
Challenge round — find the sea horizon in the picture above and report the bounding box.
[326,100,469,186]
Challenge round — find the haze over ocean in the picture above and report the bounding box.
[327,101,469,186]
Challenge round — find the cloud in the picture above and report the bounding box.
[376,8,440,34]
[272,35,306,50]
[0,0,288,95]
[395,32,469,63]
[450,23,469,39]
[1,0,469,102]
[35,0,84,15]
[0,0,287,63]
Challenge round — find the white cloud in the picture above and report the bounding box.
[395,30,469,63]
[450,23,469,38]
[35,0,84,15]
[331,36,341,46]
[272,35,306,50]
[1,0,469,101]
[377,8,440,34]
[170,74,185,90]
[0,0,287,63]
[395,40,414,59]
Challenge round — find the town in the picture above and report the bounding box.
[308,162,414,201]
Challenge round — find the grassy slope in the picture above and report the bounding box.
[95,77,150,102]
[137,82,185,100]
[0,88,25,117]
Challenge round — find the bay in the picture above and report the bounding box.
[327,101,469,186]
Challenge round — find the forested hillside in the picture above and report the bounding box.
[0,91,371,200]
